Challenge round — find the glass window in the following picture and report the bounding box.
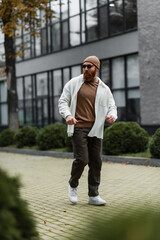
[81,0,85,11]
[127,54,140,87]
[69,0,80,16]
[51,0,60,22]
[101,60,110,85]
[25,99,33,125]
[0,82,7,102]
[0,43,5,63]
[70,16,80,46]
[127,89,140,122]
[71,66,81,78]
[35,32,41,56]
[17,78,23,100]
[86,9,98,41]
[52,22,61,51]
[112,57,125,89]
[54,96,62,121]
[61,0,68,20]
[31,36,35,57]
[41,10,46,28]
[18,102,24,126]
[99,0,108,6]
[113,90,126,121]
[125,0,137,30]
[109,0,123,35]
[1,104,8,125]
[47,26,51,53]
[24,76,32,99]
[15,37,22,61]
[63,68,70,86]
[113,90,125,107]
[53,70,62,96]
[82,13,86,43]
[0,28,4,43]
[62,20,69,49]
[41,28,47,54]
[128,89,140,99]
[86,0,97,10]
[37,73,48,96]
[23,34,31,59]
[99,5,108,38]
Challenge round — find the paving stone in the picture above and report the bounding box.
[0,152,160,239]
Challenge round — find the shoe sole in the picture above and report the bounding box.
[88,202,106,206]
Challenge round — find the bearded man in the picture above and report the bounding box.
[58,56,117,205]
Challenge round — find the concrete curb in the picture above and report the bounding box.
[0,147,160,167]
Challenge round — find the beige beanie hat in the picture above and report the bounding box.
[83,56,100,69]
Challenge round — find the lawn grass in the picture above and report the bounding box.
[4,145,152,158]
[120,148,151,158]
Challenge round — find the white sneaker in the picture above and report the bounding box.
[68,185,78,204]
[88,195,106,206]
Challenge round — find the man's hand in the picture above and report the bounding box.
[106,115,115,124]
[65,115,78,125]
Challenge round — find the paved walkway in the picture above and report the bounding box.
[0,152,160,240]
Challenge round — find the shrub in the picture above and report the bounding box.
[150,128,160,159]
[37,123,67,150]
[65,136,73,152]
[70,208,160,240]
[0,129,15,147]
[0,168,40,240]
[16,126,39,148]
[103,122,149,155]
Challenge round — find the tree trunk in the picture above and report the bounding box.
[4,34,19,131]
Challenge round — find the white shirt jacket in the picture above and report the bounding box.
[58,74,117,139]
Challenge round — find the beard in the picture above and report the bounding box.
[83,69,97,82]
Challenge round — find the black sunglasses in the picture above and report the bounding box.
[82,64,93,69]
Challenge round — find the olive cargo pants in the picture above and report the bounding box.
[69,128,102,196]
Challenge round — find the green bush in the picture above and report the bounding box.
[0,129,15,147]
[150,128,160,159]
[16,126,39,148]
[103,122,149,155]
[70,209,160,240]
[65,136,73,152]
[0,168,40,240]
[37,123,67,150]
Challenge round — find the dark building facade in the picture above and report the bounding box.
[0,0,159,134]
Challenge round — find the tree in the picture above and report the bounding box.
[0,0,54,131]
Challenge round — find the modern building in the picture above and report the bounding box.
[0,0,159,134]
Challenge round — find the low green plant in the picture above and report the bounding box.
[70,208,160,240]
[0,168,40,240]
[103,122,149,155]
[37,123,67,150]
[150,128,160,159]
[65,136,73,152]
[0,129,15,147]
[15,126,39,148]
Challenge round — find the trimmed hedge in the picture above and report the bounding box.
[15,126,39,148]
[65,136,73,152]
[0,129,15,147]
[150,128,160,159]
[0,168,39,240]
[37,123,67,150]
[70,208,160,240]
[103,122,149,155]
